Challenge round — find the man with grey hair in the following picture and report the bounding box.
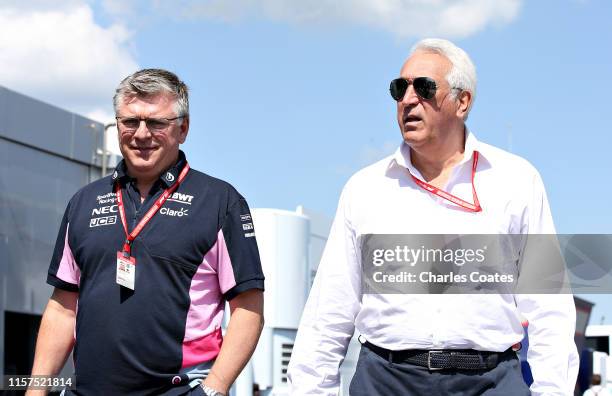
[288,39,578,395]
[29,69,265,396]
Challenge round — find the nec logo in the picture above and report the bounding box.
[92,205,118,216]
[167,192,194,205]
[90,215,117,227]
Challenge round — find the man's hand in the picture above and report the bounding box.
[202,289,264,395]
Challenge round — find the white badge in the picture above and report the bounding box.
[116,252,136,290]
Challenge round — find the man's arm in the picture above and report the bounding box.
[288,183,361,395]
[202,289,264,395]
[26,288,78,396]
[517,170,578,395]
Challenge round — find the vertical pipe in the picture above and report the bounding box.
[102,122,116,177]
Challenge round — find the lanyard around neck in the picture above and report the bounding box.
[408,151,482,212]
[115,163,190,255]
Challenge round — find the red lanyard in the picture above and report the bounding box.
[409,151,482,212]
[115,163,190,255]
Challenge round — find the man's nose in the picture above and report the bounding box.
[400,84,420,106]
[133,120,152,139]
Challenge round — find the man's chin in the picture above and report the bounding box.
[125,158,160,177]
[401,130,427,146]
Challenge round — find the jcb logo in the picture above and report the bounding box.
[90,215,117,228]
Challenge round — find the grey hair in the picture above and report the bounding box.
[113,68,189,118]
[410,38,477,118]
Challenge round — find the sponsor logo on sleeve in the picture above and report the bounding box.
[240,214,255,237]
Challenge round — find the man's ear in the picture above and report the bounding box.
[456,90,472,119]
[179,116,189,144]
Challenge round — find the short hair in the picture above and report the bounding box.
[592,374,602,385]
[113,69,189,118]
[410,38,477,118]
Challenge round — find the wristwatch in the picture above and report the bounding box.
[201,384,226,396]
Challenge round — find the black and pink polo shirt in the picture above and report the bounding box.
[47,151,264,395]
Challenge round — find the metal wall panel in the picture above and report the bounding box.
[0,86,104,165]
[0,138,90,314]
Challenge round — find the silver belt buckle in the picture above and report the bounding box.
[427,350,444,371]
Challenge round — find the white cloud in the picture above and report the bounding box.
[0,2,138,118]
[85,108,121,155]
[154,0,522,38]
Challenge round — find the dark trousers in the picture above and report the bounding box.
[349,345,530,396]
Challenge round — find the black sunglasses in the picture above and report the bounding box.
[389,77,438,101]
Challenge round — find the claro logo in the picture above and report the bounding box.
[160,207,188,217]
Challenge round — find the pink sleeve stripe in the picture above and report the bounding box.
[182,327,223,367]
[217,229,237,294]
[183,234,225,341]
[56,223,80,285]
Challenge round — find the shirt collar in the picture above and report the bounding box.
[388,129,488,175]
[110,150,188,187]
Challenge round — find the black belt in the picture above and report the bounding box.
[362,341,513,371]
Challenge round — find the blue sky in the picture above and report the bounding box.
[1,0,610,323]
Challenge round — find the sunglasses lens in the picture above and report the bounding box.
[389,78,408,101]
[413,77,437,100]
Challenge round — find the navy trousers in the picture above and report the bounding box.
[349,345,531,396]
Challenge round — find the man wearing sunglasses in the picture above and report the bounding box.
[28,69,265,396]
[288,39,578,395]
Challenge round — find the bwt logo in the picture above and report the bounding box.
[92,205,118,216]
[90,215,117,227]
[167,192,194,205]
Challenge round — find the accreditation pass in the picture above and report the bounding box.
[116,252,136,290]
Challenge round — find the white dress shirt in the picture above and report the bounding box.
[583,385,612,396]
[288,131,579,395]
